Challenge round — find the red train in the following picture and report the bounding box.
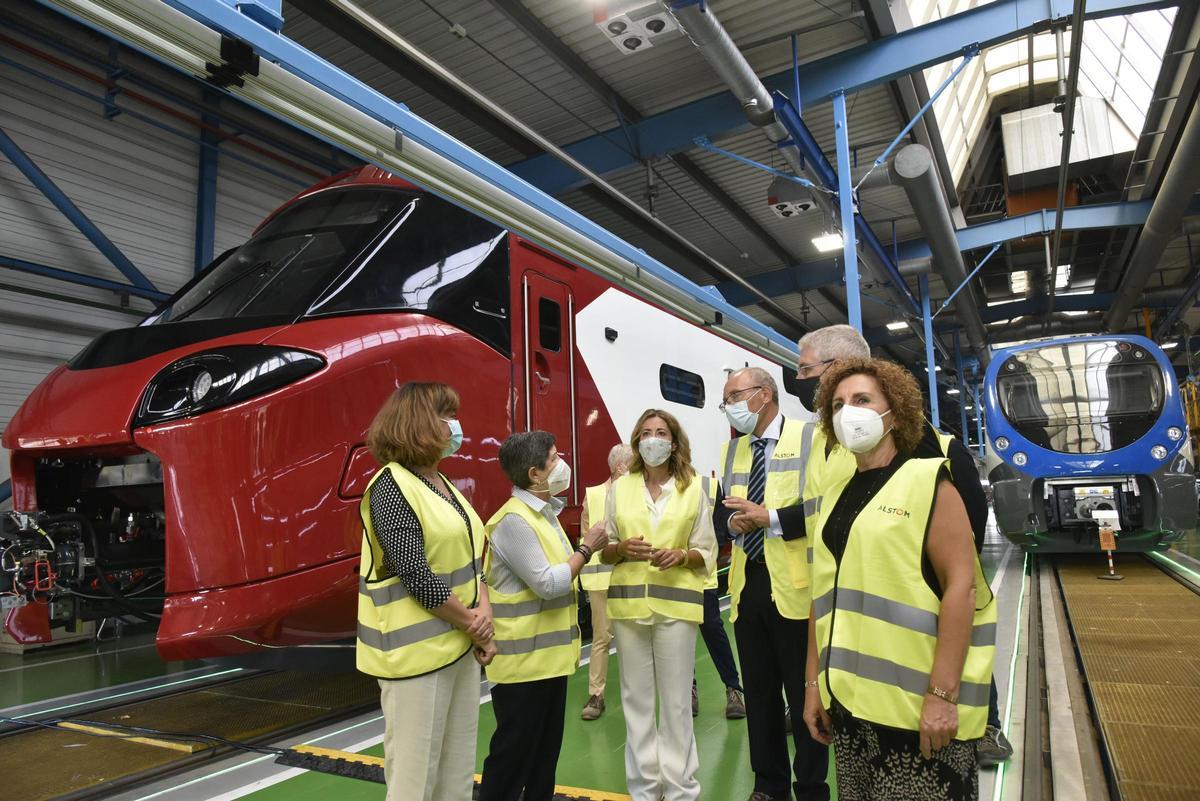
[2,167,807,661]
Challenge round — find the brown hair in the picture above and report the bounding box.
[815,358,925,454]
[627,408,696,489]
[367,382,460,468]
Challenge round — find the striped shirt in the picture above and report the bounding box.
[487,488,574,598]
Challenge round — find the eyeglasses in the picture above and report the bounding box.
[719,385,763,413]
[796,358,835,379]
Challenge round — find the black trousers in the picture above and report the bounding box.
[478,675,568,801]
[733,559,830,801]
[700,587,743,691]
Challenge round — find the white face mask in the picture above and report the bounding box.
[832,405,893,453]
[638,436,673,467]
[541,458,571,495]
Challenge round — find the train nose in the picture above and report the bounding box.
[3,361,156,452]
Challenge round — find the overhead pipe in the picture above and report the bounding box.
[664,0,835,219]
[860,144,991,366]
[1106,101,1200,331]
[989,313,1104,342]
[665,0,928,328]
[307,0,808,335]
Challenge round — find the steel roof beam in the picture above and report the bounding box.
[507,0,1175,196]
[486,0,851,325]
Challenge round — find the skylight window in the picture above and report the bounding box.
[1010,271,1028,294]
[906,2,1175,184]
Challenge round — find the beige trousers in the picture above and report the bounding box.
[587,589,613,696]
[378,653,480,801]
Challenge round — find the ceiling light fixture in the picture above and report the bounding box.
[947,388,960,395]
[886,321,908,331]
[812,232,844,252]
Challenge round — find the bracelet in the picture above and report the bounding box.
[575,543,593,561]
[926,684,958,704]
[804,680,819,689]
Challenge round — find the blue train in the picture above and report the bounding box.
[984,335,1198,552]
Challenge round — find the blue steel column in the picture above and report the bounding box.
[974,376,985,458]
[194,90,220,273]
[955,333,969,441]
[920,274,939,428]
[832,91,862,332]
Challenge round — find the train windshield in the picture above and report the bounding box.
[149,189,416,325]
[995,340,1165,454]
[145,187,510,352]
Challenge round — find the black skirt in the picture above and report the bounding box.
[830,701,979,801]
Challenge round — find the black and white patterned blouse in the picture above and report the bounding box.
[369,469,475,610]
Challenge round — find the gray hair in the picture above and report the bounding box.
[498,430,556,489]
[731,366,778,403]
[607,443,634,473]
[797,324,870,361]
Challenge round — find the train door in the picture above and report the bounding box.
[520,270,579,506]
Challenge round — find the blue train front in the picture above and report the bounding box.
[984,335,1197,552]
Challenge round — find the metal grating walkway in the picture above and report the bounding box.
[1057,556,1200,801]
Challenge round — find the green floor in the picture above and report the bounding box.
[242,611,825,800]
[0,627,204,710]
[237,547,1009,800]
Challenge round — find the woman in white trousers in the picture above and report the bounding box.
[601,408,716,801]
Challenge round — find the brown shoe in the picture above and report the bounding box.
[581,694,605,721]
[725,687,746,719]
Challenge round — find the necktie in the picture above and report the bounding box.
[742,438,768,561]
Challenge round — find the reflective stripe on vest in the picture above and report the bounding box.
[722,418,818,623]
[356,464,483,679]
[483,497,581,683]
[579,483,614,592]
[810,457,996,739]
[607,472,707,623]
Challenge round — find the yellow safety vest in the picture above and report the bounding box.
[721,417,817,622]
[607,473,710,623]
[579,483,613,592]
[356,464,483,679]
[483,497,581,683]
[805,425,954,565]
[811,457,996,740]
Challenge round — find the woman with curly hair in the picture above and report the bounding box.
[600,409,716,801]
[800,359,996,801]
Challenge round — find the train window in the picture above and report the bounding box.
[660,364,705,408]
[306,192,512,354]
[538,298,561,352]
[996,341,1165,453]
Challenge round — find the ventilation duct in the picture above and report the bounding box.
[665,0,931,336]
[859,145,991,366]
[1105,100,1200,331]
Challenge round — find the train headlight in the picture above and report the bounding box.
[1151,445,1169,460]
[191,370,213,402]
[1168,426,1183,441]
[1012,452,1028,467]
[995,436,1010,451]
[135,346,325,427]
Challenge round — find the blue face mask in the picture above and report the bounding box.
[442,418,463,457]
[723,387,764,434]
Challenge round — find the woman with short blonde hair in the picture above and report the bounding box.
[358,381,494,801]
[601,408,716,801]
